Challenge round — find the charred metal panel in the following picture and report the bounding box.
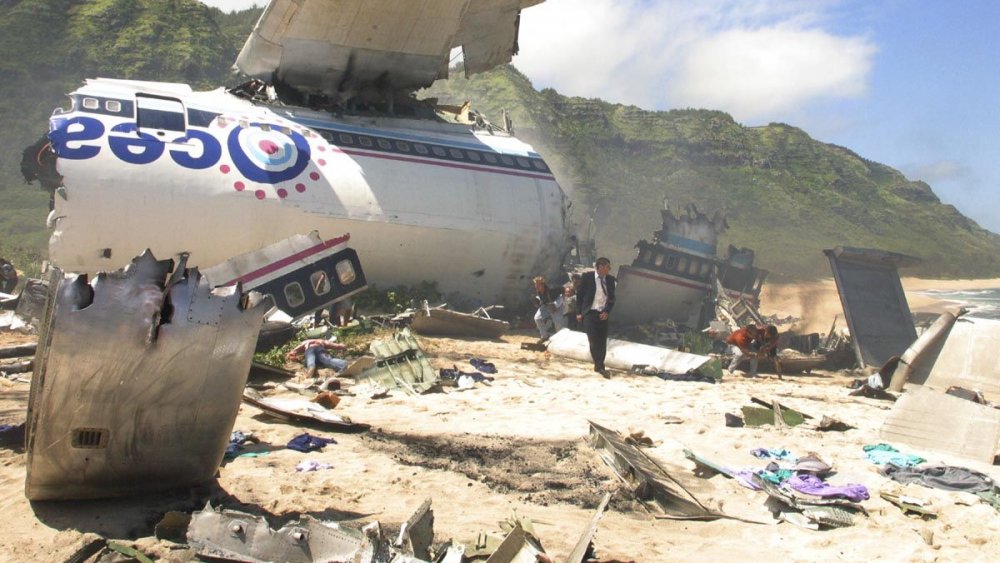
[824,247,920,367]
[547,329,711,374]
[25,251,271,500]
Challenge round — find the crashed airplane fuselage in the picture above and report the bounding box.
[45,78,568,305]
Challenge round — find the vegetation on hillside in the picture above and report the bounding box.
[1,0,997,282]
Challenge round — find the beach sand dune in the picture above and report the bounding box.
[1,280,999,561]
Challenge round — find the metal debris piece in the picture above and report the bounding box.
[880,492,937,519]
[879,386,1000,464]
[358,329,439,394]
[565,492,612,563]
[547,330,711,375]
[740,406,804,428]
[0,342,36,359]
[888,310,958,392]
[587,421,722,520]
[187,503,371,563]
[411,305,510,339]
[25,251,271,500]
[824,246,920,368]
[394,498,434,560]
[243,389,367,431]
[484,522,547,563]
[917,316,1000,399]
[816,416,854,432]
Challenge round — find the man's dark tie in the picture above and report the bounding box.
[599,276,607,296]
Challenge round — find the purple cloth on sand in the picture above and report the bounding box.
[787,473,869,502]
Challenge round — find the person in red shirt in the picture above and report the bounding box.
[726,324,759,375]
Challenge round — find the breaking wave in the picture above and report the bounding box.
[915,288,1000,320]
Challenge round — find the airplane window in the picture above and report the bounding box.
[283,282,306,308]
[467,151,481,162]
[358,136,373,147]
[449,148,463,159]
[516,157,530,168]
[700,262,711,278]
[377,139,392,150]
[239,120,249,129]
[432,146,446,157]
[136,95,186,132]
[654,254,664,267]
[310,271,331,296]
[532,160,549,172]
[678,257,689,273]
[260,124,271,131]
[500,155,514,166]
[319,130,333,141]
[414,143,429,155]
[484,153,498,164]
[335,260,356,285]
[105,100,122,113]
[83,98,99,110]
[339,133,353,145]
[666,256,678,270]
[396,141,410,152]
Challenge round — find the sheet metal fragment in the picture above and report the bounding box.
[25,251,271,500]
[358,329,439,394]
[587,421,721,520]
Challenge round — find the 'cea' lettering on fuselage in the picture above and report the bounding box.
[49,114,311,184]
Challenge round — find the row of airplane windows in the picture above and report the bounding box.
[313,128,551,173]
[77,95,551,174]
[638,247,714,281]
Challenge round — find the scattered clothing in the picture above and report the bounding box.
[881,464,994,493]
[439,367,494,383]
[863,443,926,467]
[287,433,336,453]
[296,460,334,472]
[469,358,497,374]
[751,448,796,461]
[224,430,253,460]
[787,474,869,502]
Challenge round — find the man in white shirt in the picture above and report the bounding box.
[575,257,616,377]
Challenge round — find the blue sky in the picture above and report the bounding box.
[203,0,1000,233]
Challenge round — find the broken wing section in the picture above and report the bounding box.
[235,0,545,98]
[25,251,272,500]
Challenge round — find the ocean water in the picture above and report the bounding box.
[915,288,1000,320]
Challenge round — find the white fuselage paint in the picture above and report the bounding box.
[48,79,569,305]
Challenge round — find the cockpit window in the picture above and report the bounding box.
[136,94,185,132]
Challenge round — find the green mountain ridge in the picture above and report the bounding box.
[1,0,998,281]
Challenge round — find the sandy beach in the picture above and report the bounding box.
[1,279,999,562]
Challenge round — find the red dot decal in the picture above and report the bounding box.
[259,140,279,155]
[234,181,245,192]
[318,145,326,152]
[277,188,288,199]
[309,172,320,181]
[255,190,266,200]
[318,159,326,166]
[220,164,231,174]
[295,183,306,193]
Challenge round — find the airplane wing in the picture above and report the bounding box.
[235,0,544,99]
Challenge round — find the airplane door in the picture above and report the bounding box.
[135,94,187,139]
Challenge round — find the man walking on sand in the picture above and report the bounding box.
[576,257,616,378]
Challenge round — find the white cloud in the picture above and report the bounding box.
[903,160,973,185]
[515,0,876,122]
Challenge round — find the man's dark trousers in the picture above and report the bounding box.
[583,310,609,371]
